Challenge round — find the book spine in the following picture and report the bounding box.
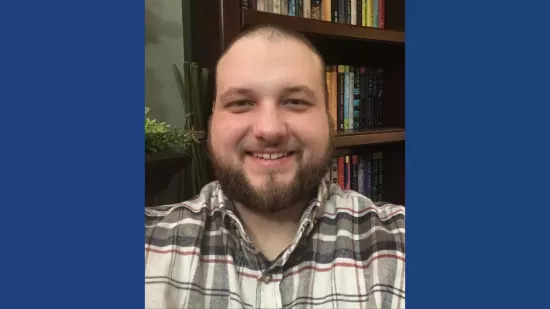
[339,0,346,23]
[367,68,374,128]
[289,0,295,15]
[378,0,385,28]
[371,152,379,201]
[337,65,345,130]
[338,156,345,188]
[362,0,367,26]
[372,68,379,128]
[347,0,351,24]
[358,155,365,195]
[273,0,281,13]
[297,0,303,17]
[345,156,351,190]
[331,158,339,185]
[358,66,366,129]
[282,0,289,15]
[351,0,357,25]
[331,0,338,22]
[330,65,338,130]
[351,155,359,191]
[373,0,378,27]
[322,0,331,21]
[348,67,354,129]
[311,0,322,19]
[356,0,362,27]
[326,66,332,124]
[365,153,372,198]
[353,66,360,129]
[377,67,384,127]
[343,65,349,130]
[366,0,373,27]
[377,152,384,201]
[369,0,374,27]
[303,0,310,17]
[258,0,265,11]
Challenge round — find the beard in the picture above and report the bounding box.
[207,116,335,215]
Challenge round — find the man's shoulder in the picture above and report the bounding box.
[145,181,220,233]
[323,182,405,229]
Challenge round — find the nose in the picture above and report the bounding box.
[252,103,288,144]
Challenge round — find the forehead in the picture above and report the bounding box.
[216,36,323,92]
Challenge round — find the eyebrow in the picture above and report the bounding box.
[218,87,255,102]
[218,85,315,102]
[282,85,315,98]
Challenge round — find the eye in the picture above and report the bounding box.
[232,100,254,107]
[226,100,254,113]
[282,99,311,109]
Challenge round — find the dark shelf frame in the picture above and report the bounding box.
[241,9,405,44]
[334,128,405,148]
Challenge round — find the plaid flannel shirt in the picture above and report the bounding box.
[145,181,405,309]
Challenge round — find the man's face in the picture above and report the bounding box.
[208,35,333,214]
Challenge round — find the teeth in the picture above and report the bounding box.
[252,152,289,160]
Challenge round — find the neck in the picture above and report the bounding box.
[234,201,308,261]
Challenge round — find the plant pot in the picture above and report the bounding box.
[145,151,190,206]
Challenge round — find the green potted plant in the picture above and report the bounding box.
[145,107,196,205]
[145,61,210,205]
[145,106,195,155]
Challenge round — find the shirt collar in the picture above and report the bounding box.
[216,180,329,239]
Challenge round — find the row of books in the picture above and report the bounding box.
[325,152,384,202]
[242,0,385,29]
[326,65,384,131]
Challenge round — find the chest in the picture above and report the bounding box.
[145,236,382,309]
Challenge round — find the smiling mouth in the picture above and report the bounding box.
[246,151,296,160]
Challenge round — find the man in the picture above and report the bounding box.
[145,24,405,309]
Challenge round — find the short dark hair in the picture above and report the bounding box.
[214,24,328,107]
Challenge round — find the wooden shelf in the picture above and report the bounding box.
[146,152,191,207]
[241,9,405,44]
[334,128,405,148]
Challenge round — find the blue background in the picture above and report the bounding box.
[407,0,550,308]
[0,0,548,308]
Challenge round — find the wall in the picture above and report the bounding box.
[145,0,188,204]
[145,0,186,129]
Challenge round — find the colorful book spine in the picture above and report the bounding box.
[353,66,360,129]
[330,152,384,202]
[325,64,384,131]
[337,65,345,130]
[351,155,359,191]
[358,155,365,194]
[345,155,351,190]
[378,0,385,28]
[373,0,378,27]
[248,0,384,28]
[289,0,296,15]
[347,66,355,130]
[330,65,338,130]
[343,65,349,130]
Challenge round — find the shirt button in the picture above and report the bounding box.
[260,274,272,284]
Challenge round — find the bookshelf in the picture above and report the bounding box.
[242,9,404,43]
[188,0,405,205]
